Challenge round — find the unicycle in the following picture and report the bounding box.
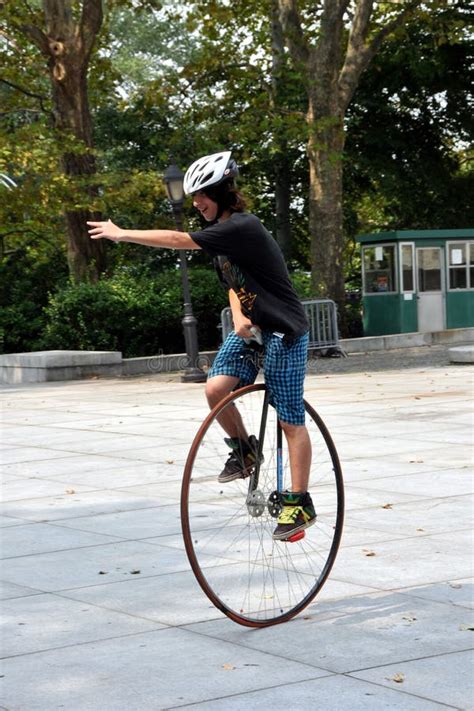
[181,384,344,627]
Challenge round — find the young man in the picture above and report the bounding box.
[88,150,316,541]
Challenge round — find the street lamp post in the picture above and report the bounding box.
[163,161,206,383]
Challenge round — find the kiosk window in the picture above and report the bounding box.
[448,242,473,289]
[363,246,396,293]
[401,244,414,291]
[418,248,441,291]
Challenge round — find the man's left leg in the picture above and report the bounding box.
[262,331,316,541]
[280,421,311,493]
[271,421,316,541]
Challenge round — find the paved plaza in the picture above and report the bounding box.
[1,354,473,710]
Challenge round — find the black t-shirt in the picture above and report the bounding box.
[190,212,308,339]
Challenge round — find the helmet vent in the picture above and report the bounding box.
[183,150,237,195]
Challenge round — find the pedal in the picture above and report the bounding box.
[287,531,305,543]
[267,490,282,518]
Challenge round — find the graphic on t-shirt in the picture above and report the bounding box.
[221,259,257,313]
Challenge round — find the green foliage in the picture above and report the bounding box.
[0,245,68,353]
[345,2,474,233]
[38,268,228,357]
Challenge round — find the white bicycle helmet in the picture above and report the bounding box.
[183,150,238,196]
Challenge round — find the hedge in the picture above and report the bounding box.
[39,267,228,357]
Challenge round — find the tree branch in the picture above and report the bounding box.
[80,0,104,59]
[278,0,309,66]
[0,77,53,118]
[17,23,50,55]
[42,0,73,38]
[338,0,420,111]
[0,228,53,243]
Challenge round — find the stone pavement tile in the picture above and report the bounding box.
[184,590,474,675]
[346,469,472,498]
[0,581,43,601]
[0,522,123,558]
[61,570,228,626]
[399,579,474,610]
[0,477,98,502]
[350,649,473,710]
[0,489,161,522]
[179,675,455,711]
[1,593,165,657]
[329,416,466,439]
[341,483,428,510]
[2,539,195,592]
[52,503,182,539]
[49,462,170,489]
[0,627,328,710]
[339,458,450,483]
[333,433,452,461]
[336,522,425,547]
[96,443,190,464]
[1,454,163,482]
[26,432,176,457]
[344,495,470,538]
[0,514,28,528]
[335,436,466,465]
[60,567,377,627]
[0,446,85,465]
[331,529,473,590]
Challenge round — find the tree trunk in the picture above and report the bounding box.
[270,0,292,260]
[50,60,106,282]
[277,0,418,319]
[307,98,346,305]
[20,0,106,283]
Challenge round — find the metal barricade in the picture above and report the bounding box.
[220,299,346,356]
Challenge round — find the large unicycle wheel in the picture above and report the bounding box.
[181,383,344,627]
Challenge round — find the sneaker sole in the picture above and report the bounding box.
[272,516,317,542]
[217,465,255,483]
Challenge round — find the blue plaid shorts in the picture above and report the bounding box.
[208,330,309,425]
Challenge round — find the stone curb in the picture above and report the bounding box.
[1,328,473,384]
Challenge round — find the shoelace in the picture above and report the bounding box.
[278,506,303,524]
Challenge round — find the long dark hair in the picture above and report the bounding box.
[203,179,247,214]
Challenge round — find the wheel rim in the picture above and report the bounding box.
[181,384,344,627]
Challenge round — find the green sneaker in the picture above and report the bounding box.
[218,435,261,483]
[272,491,317,541]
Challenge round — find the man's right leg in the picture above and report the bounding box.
[206,375,260,483]
[206,374,249,440]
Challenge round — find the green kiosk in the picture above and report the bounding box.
[356,229,474,336]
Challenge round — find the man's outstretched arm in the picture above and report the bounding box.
[87,219,201,249]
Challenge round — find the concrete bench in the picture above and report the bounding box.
[448,345,474,364]
[0,350,122,384]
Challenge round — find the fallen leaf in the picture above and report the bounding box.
[416,528,425,532]
[409,459,424,463]
[166,460,174,464]
[363,549,376,557]
[222,664,236,670]
[65,489,75,495]
[387,673,405,684]
[382,503,393,509]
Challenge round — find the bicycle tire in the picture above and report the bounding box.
[181,383,344,628]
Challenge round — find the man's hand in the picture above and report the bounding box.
[87,220,124,242]
[234,315,255,339]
